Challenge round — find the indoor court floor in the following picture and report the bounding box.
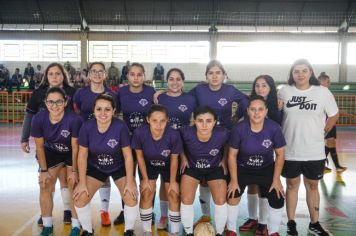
[1,125,356,236]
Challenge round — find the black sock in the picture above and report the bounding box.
[325,146,330,157]
[121,199,125,210]
[329,147,341,168]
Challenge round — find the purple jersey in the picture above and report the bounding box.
[73,86,118,120]
[157,92,196,129]
[180,126,229,169]
[78,118,131,173]
[229,119,286,169]
[189,83,248,129]
[132,125,183,167]
[118,85,155,132]
[31,110,82,154]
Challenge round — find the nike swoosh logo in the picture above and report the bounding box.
[286,100,312,108]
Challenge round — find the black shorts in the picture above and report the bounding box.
[37,148,72,169]
[87,165,126,182]
[282,159,325,180]
[325,126,336,139]
[229,164,284,209]
[138,162,179,183]
[183,166,225,182]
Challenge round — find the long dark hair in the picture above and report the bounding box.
[287,59,319,86]
[251,75,279,123]
[39,62,70,88]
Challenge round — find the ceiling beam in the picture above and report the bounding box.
[338,0,355,32]
[35,0,46,25]
[76,0,89,31]
[123,0,129,27]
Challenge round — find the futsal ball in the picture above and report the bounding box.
[194,222,215,236]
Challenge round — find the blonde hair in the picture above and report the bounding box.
[194,222,215,236]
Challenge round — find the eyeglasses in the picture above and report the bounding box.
[89,70,106,76]
[45,99,65,107]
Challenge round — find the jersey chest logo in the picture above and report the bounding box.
[209,149,219,156]
[218,98,228,106]
[178,104,188,112]
[139,99,148,107]
[107,139,118,148]
[161,149,171,157]
[286,96,317,110]
[60,130,70,138]
[262,139,272,148]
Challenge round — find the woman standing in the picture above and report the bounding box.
[73,94,138,236]
[73,62,118,226]
[278,59,339,236]
[133,104,182,235]
[31,87,82,236]
[318,72,346,173]
[239,75,282,234]
[180,106,229,236]
[21,62,76,226]
[114,62,155,225]
[226,95,286,236]
[189,60,248,224]
[155,68,196,229]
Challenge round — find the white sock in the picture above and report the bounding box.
[140,207,153,232]
[199,185,211,216]
[258,197,269,225]
[181,203,194,234]
[75,203,92,233]
[160,200,168,218]
[227,204,238,232]
[99,186,111,212]
[247,193,258,220]
[60,188,71,211]
[42,217,53,227]
[214,203,227,234]
[71,218,80,228]
[124,204,138,232]
[267,207,283,234]
[168,210,181,233]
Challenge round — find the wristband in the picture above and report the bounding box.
[40,169,48,172]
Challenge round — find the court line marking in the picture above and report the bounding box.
[11,213,39,236]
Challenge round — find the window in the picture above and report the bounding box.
[347,43,356,65]
[217,42,339,64]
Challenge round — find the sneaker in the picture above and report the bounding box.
[226,231,237,236]
[80,230,93,236]
[269,233,280,236]
[216,234,223,236]
[152,212,155,226]
[37,216,43,227]
[308,221,330,236]
[69,227,81,236]
[113,210,125,225]
[185,234,194,236]
[255,223,268,236]
[63,210,72,224]
[193,215,212,228]
[287,220,298,236]
[239,219,258,231]
[336,166,347,173]
[323,167,332,174]
[39,226,53,236]
[157,216,168,229]
[100,211,111,226]
[124,229,136,236]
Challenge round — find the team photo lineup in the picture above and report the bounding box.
[24,58,341,236]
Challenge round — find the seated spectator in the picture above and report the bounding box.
[9,68,23,93]
[153,63,164,88]
[0,64,10,91]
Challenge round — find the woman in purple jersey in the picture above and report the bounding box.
[239,75,282,234]
[21,62,76,227]
[189,60,248,225]
[133,105,182,235]
[115,62,156,225]
[155,68,197,229]
[227,95,286,236]
[180,106,229,236]
[73,62,118,226]
[73,94,138,236]
[31,87,82,236]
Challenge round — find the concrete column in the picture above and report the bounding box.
[209,25,218,60]
[338,34,348,83]
[80,31,88,69]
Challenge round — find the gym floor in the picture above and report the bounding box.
[1,125,355,236]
